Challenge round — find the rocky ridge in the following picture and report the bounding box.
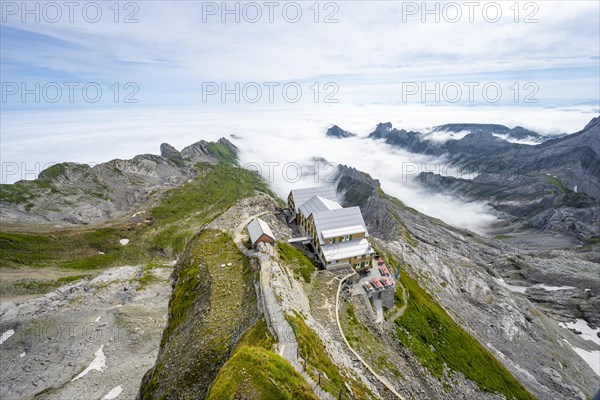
[334,164,599,399]
[335,118,600,241]
[0,138,236,226]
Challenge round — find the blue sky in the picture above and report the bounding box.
[1,1,599,109]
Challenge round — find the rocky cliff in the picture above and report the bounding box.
[334,118,600,242]
[0,138,237,226]
[334,164,600,399]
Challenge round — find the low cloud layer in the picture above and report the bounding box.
[2,103,597,233]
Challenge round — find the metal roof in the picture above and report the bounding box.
[322,238,373,261]
[289,186,338,213]
[321,225,366,239]
[312,206,368,245]
[298,195,342,219]
[247,217,275,244]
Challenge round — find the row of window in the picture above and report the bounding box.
[331,234,353,243]
[327,258,372,267]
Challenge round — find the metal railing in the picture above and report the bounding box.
[297,349,350,400]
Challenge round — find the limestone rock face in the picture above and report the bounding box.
[326,125,357,139]
[160,143,181,160]
[0,137,237,226]
[333,164,600,399]
[342,117,600,241]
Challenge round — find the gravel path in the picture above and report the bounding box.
[383,280,408,330]
[229,208,334,400]
[335,273,406,400]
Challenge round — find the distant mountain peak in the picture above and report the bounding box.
[326,125,357,138]
[378,122,393,130]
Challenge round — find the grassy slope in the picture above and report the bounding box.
[547,175,572,194]
[341,303,404,381]
[148,162,272,254]
[276,242,317,283]
[286,313,373,400]
[207,319,318,400]
[140,229,259,400]
[1,162,272,294]
[392,263,535,400]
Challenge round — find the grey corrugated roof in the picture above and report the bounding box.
[312,207,368,245]
[298,195,341,219]
[247,217,275,244]
[322,238,373,261]
[290,186,338,213]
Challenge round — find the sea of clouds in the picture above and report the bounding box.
[2,103,597,233]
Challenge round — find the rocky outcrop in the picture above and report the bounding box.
[180,140,219,163]
[0,137,237,226]
[326,125,356,139]
[0,265,172,400]
[355,117,600,242]
[159,143,181,160]
[333,164,599,399]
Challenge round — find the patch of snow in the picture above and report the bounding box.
[119,239,129,246]
[495,278,527,294]
[558,319,600,346]
[490,343,540,383]
[20,352,26,358]
[562,339,600,377]
[99,251,105,255]
[572,346,599,376]
[220,264,226,268]
[102,385,123,399]
[0,329,15,345]
[536,284,576,291]
[95,316,101,322]
[496,279,575,293]
[72,345,107,381]
[558,320,600,376]
[227,262,232,266]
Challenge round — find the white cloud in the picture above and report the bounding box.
[2,1,598,102]
[2,104,597,234]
